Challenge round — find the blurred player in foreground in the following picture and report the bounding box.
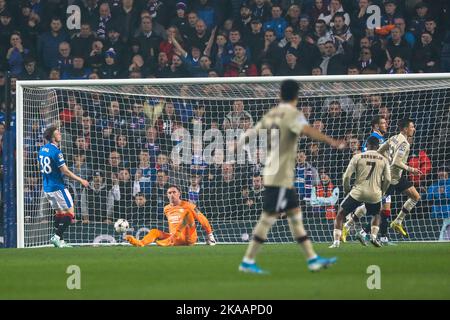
[125,185,216,246]
[237,80,346,274]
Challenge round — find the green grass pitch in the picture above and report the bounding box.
[0,243,449,299]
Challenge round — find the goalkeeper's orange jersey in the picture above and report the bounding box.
[164,200,212,244]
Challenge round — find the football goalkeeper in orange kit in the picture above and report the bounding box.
[125,185,216,247]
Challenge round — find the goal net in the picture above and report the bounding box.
[16,75,450,248]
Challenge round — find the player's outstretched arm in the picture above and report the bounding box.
[302,125,346,149]
[342,157,356,195]
[381,159,392,195]
[193,208,216,245]
[60,165,89,188]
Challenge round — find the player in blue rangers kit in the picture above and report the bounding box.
[38,125,89,247]
[342,116,395,246]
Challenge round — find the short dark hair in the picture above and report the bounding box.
[167,184,181,193]
[398,118,414,131]
[280,80,299,102]
[134,192,146,198]
[366,136,380,150]
[371,115,385,128]
[43,125,58,141]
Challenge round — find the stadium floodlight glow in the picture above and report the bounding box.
[16,74,450,248]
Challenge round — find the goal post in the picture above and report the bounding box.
[16,74,450,248]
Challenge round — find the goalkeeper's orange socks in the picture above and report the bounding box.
[141,229,163,246]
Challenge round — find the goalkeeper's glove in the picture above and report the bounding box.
[206,233,216,246]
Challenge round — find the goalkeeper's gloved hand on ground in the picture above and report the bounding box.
[206,233,216,246]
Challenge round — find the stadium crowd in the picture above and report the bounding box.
[0,0,449,231]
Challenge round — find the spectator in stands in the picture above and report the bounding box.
[320,40,348,75]
[115,168,135,219]
[381,0,400,27]
[132,150,156,197]
[19,55,45,80]
[37,17,68,71]
[350,0,371,41]
[250,0,272,23]
[0,11,15,60]
[258,29,284,70]
[141,126,161,167]
[145,0,169,27]
[386,55,410,74]
[223,42,257,77]
[244,18,264,61]
[155,153,169,172]
[347,64,360,75]
[6,32,30,76]
[104,25,126,65]
[298,14,312,39]
[310,169,340,220]
[244,174,264,215]
[357,47,379,71]
[114,133,132,167]
[78,0,100,31]
[311,19,330,43]
[323,100,347,137]
[81,170,113,223]
[206,163,240,217]
[386,27,412,65]
[182,11,198,41]
[223,100,253,130]
[159,26,182,63]
[114,0,140,43]
[106,150,122,180]
[410,2,429,38]
[348,136,361,156]
[412,32,440,73]
[188,174,202,205]
[295,151,319,208]
[129,102,148,134]
[424,17,442,48]
[308,0,330,23]
[194,0,216,29]
[408,141,432,192]
[136,16,162,62]
[95,2,114,40]
[61,55,92,79]
[70,152,92,196]
[87,39,104,71]
[318,0,350,26]
[277,47,309,75]
[150,170,170,214]
[285,4,301,29]
[188,19,210,53]
[57,41,72,75]
[99,48,121,78]
[263,4,287,40]
[394,17,415,48]
[156,102,178,153]
[278,25,294,49]
[427,167,450,219]
[330,12,353,50]
[70,22,95,61]
[126,192,150,225]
